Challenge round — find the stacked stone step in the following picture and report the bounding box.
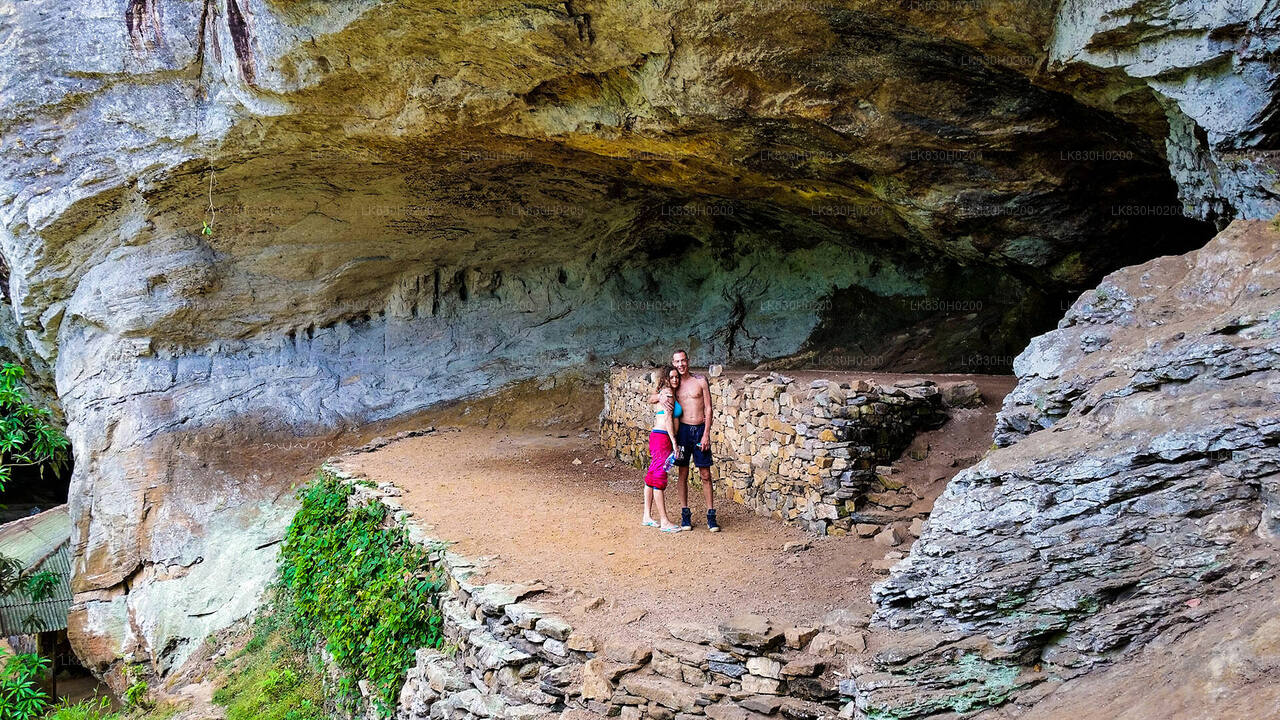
[600,368,948,534]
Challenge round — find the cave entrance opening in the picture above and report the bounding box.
[0,449,74,525]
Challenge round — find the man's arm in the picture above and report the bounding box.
[648,392,673,411]
[699,378,713,449]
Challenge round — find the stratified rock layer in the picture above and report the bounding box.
[868,221,1279,714]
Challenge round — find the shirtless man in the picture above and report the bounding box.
[649,349,719,532]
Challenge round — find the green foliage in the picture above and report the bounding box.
[278,472,445,716]
[23,571,58,602]
[0,362,69,495]
[212,593,326,720]
[0,651,50,720]
[0,556,22,598]
[0,363,68,609]
[42,697,119,720]
[122,682,149,710]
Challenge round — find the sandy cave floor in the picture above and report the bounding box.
[333,371,1016,645]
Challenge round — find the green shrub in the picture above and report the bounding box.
[23,571,58,602]
[0,651,50,720]
[277,472,445,716]
[0,362,69,494]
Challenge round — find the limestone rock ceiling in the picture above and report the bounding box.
[2,0,1219,370]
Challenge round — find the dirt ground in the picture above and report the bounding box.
[335,371,1015,643]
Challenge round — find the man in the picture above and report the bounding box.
[650,349,718,532]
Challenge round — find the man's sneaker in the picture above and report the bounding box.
[707,509,720,533]
[680,507,693,531]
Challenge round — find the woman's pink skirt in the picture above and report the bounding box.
[645,431,672,490]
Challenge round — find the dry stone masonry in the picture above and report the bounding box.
[601,368,962,535]
[323,464,873,720]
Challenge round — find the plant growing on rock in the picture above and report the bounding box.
[277,471,446,716]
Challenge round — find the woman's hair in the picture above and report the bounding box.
[655,364,678,391]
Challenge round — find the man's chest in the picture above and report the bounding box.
[677,385,702,403]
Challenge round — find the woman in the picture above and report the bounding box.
[643,365,684,531]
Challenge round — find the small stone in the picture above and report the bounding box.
[535,615,573,641]
[621,707,643,720]
[575,596,605,613]
[740,695,785,714]
[780,656,824,677]
[709,364,724,377]
[874,525,902,547]
[746,657,782,679]
[707,660,747,679]
[650,706,676,720]
[783,540,811,553]
[668,622,719,645]
[784,626,819,649]
[604,640,653,665]
[572,458,583,465]
[580,658,615,700]
[808,632,866,656]
[543,638,567,657]
[854,523,879,538]
[621,673,702,711]
[719,615,783,650]
[938,380,982,408]
[566,632,597,652]
[740,675,784,695]
[908,518,925,537]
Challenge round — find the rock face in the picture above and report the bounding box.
[0,0,1267,679]
[1049,0,1280,225]
[867,221,1278,714]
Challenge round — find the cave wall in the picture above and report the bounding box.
[0,0,1265,677]
[862,221,1279,716]
[1049,0,1280,225]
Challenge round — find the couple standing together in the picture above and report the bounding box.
[642,350,719,533]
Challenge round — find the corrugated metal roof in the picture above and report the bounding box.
[0,505,72,635]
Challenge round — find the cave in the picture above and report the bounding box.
[0,0,1277,717]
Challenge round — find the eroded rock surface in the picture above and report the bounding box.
[1050,0,1280,225]
[867,221,1279,716]
[0,0,1269,679]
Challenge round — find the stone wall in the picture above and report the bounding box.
[323,464,872,720]
[600,368,956,535]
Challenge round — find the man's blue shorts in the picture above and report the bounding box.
[673,422,713,468]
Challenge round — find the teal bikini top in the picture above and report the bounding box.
[655,400,683,417]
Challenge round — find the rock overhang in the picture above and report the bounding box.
[5,0,1277,682]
